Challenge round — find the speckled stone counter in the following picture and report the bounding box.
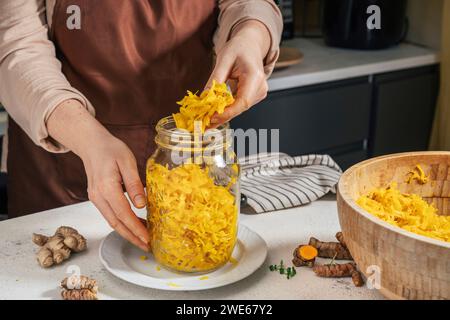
[0,194,384,300]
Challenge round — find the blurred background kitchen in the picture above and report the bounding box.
[232,0,447,164]
[0,0,448,219]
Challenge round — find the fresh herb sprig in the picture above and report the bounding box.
[269,260,297,279]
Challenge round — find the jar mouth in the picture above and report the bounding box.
[156,116,229,136]
[155,116,231,150]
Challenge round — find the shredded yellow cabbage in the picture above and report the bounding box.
[406,164,428,184]
[146,161,238,272]
[173,81,234,133]
[357,182,450,243]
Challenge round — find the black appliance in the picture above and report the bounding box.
[322,0,408,50]
[276,0,295,39]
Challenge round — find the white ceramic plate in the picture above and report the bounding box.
[99,224,267,291]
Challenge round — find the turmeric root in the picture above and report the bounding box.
[351,270,365,287]
[32,226,87,268]
[292,245,318,267]
[335,232,347,248]
[61,275,98,300]
[309,237,352,260]
[313,263,365,287]
[313,262,356,277]
[300,232,363,288]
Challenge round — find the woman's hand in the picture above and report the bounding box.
[207,20,272,126]
[47,100,149,251]
[81,134,149,252]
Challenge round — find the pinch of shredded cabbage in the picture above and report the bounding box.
[406,164,428,184]
[357,182,450,243]
[172,80,234,133]
[146,161,238,272]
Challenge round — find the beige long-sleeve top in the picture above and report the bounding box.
[0,0,282,153]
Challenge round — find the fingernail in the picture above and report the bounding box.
[133,195,146,208]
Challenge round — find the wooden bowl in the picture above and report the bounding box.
[337,151,450,300]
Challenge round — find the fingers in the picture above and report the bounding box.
[87,157,150,250]
[102,180,150,245]
[211,71,267,125]
[210,97,250,126]
[118,157,146,209]
[205,53,234,90]
[90,191,149,252]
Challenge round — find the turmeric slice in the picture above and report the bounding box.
[292,245,318,267]
[173,80,234,133]
[298,245,318,261]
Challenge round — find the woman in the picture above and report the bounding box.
[0,0,282,251]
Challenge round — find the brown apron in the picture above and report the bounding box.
[7,0,218,217]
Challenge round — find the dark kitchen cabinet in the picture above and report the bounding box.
[231,65,439,170]
[370,66,439,156]
[232,77,371,157]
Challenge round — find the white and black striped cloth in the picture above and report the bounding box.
[239,153,342,214]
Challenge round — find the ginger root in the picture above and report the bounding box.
[292,245,318,267]
[32,226,87,268]
[61,275,98,300]
[309,236,352,260]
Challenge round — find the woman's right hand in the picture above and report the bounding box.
[81,133,149,252]
[47,99,149,251]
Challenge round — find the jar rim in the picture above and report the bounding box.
[154,116,231,151]
[155,116,229,137]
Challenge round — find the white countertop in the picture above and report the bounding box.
[268,38,440,92]
[0,195,384,300]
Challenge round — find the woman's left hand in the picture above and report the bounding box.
[207,20,271,126]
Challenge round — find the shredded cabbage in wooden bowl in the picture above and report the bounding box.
[357,166,450,243]
[146,161,238,272]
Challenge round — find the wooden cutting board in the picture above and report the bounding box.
[275,47,304,70]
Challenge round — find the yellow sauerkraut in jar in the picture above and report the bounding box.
[146,161,238,272]
[357,182,450,243]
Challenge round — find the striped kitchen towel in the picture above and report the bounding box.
[239,153,342,213]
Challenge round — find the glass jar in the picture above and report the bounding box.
[146,116,240,273]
